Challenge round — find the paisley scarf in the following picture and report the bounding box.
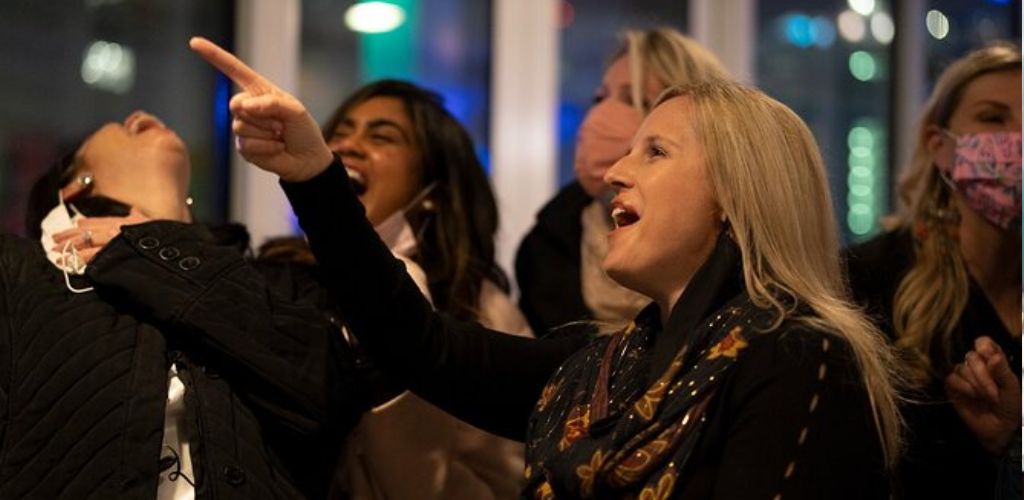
[524,232,780,499]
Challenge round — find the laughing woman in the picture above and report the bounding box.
[259,80,531,500]
[193,38,903,498]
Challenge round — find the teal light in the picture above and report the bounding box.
[849,51,877,81]
[847,126,874,150]
[358,0,418,82]
[845,118,887,241]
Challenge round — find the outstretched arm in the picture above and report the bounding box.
[190,37,588,440]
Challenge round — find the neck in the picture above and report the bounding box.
[957,202,1021,294]
[131,173,192,222]
[657,284,687,326]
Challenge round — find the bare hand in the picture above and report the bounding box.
[52,208,151,265]
[945,336,1022,456]
[188,37,333,182]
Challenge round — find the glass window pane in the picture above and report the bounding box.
[301,0,492,166]
[0,0,233,235]
[757,0,893,244]
[557,1,687,186]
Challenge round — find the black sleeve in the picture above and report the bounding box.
[85,221,367,449]
[281,158,589,441]
[704,329,889,499]
[0,237,15,459]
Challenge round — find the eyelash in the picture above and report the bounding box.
[647,144,666,159]
[978,113,1006,124]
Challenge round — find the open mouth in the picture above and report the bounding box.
[346,167,367,196]
[126,113,166,135]
[611,206,639,229]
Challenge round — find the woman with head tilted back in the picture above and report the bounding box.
[193,37,903,498]
[260,80,531,499]
[516,27,728,335]
[846,43,1021,499]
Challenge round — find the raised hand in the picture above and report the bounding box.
[189,37,334,182]
[945,336,1022,456]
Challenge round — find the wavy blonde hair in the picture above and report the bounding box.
[657,81,905,468]
[890,43,1021,387]
[609,27,729,114]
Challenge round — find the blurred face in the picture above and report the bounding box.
[66,111,191,221]
[327,96,423,226]
[603,96,721,309]
[927,69,1022,228]
[929,69,1022,163]
[574,55,665,198]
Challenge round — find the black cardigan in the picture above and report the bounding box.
[281,159,890,499]
[0,222,367,499]
[846,229,1021,500]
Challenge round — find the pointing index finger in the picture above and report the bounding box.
[189,36,268,92]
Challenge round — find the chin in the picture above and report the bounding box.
[603,259,635,290]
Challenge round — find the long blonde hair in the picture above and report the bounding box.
[657,81,904,468]
[610,27,729,114]
[891,42,1021,387]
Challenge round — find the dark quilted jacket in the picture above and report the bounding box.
[0,221,368,499]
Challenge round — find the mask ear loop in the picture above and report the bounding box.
[60,239,94,294]
[398,182,440,245]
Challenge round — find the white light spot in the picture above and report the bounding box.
[344,2,407,34]
[870,12,895,45]
[80,40,135,94]
[848,0,876,16]
[926,10,950,40]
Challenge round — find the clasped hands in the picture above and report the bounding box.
[945,336,1022,457]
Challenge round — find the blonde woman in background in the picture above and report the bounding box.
[193,35,904,498]
[846,42,1021,499]
[515,27,728,335]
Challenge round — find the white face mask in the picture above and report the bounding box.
[373,182,437,258]
[39,192,94,293]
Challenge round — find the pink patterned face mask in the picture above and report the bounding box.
[943,131,1022,229]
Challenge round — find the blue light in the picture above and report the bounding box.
[784,14,816,48]
[476,145,491,174]
[214,74,230,137]
[987,0,1010,5]
[559,102,585,144]
[812,16,836,48]
[433,85,473,124]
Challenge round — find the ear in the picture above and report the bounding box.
[924,124,952,171]
[59,172,93,202]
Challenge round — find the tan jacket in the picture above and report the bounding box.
[336,220,532,499]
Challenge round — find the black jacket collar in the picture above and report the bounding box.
[646,230,745,383]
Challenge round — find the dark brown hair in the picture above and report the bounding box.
[264,80,506,321]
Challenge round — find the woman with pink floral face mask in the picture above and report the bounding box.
[846,42,1021,499]
[515,28,728,336]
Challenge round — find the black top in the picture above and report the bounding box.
[846,229,1020,500]
[281,159,890,499]
[0,222,365,499]
[514,181,594,335]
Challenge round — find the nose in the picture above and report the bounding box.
[603,155,633,193]
[329,133,365,159]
